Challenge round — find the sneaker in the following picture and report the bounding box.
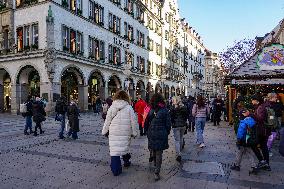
[257,160,267,169]
[263,164,272,171]
[176,156,182,162]
[59,136,65,139]
[199,143,205,148]
[154,173,160,181]
[230,164,240,171]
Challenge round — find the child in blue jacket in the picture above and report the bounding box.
[231,109,257,172]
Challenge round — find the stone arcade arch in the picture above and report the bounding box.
[155,83,162,94]
[146,82,154,103]
[171,86,176,97]
[16,65,40,103]
[176,88,181,96]
[0,69,11,112]
[88,70,105,108]
[136,80,145,100]
[108,75,121,97]
[164,85,170,100]
[61,67,84,103]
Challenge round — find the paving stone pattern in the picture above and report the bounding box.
[0,113,283,189]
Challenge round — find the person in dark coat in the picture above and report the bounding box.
[55,96,68,139]
[67,100,80,140]
[186,96,196,132]
[144,93,171,181]
[24,95,34,135]
[251,93,277,171]
[212,95,224,126]
[170,96,188,162]
[32,97,46,136]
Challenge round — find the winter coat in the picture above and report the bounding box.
[102,100,139,156]
[32,101,46,123]
[272,101,284,118]
[186,100,195,121]
[67,104,80,132]
[237,116,256,141]
[144,106,171,151]
[135,99,147,125]
[25,100,33,117]
[55,100,67,114]
[212,99,224,115]
[170,104,188,128]
[253,101,272,138]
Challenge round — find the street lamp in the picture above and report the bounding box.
[122,63,132,93]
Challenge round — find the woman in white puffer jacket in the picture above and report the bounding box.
[102,90,139,176]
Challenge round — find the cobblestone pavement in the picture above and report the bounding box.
[0,113,283,189]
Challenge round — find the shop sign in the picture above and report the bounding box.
[114,37,130,49]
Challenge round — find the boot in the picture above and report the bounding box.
[29,129,34,134]
[33,132,38,136]
[24,131,29,135]
[40,130,45,134]
[154,173,160,181]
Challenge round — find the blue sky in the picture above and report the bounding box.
[178,0,284,53]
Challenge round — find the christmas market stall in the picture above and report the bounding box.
[225,43,284,124]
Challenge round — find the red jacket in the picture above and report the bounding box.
[135,99,147,125]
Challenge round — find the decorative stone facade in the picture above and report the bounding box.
[0,0,206,113]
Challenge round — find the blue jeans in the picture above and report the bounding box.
[195,117,206,144]
[24,116,32,132]
[58,114,65,137]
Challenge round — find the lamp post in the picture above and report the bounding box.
[122,63,132,93]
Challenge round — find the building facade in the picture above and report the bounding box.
[0,0,206,113]
[204,51,224,98]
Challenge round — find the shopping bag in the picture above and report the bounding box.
[65,120,70,131]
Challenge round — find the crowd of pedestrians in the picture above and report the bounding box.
[21,90,283,181]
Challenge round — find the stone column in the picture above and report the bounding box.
[78,85,88,112]
[0,84,4,112]
[11,84,20,114]
[40,81,61,113]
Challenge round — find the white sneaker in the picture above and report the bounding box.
[199,143,205,148]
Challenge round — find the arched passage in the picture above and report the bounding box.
[164,85,170,100]
[146,82,154,103]
[0,69,11,112]
[155,83,162,94]
[171,86,175,97]
[61,67,84,102]
[136,80,145,99]
[16,65,40,102]
[88,71,105,107]
[176,88,181,96]
[108,75,121,97]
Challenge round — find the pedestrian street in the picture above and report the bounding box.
[0,113,283,189]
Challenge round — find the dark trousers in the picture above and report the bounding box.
[150,150,163,174]
[213,112,221,125]
[34,122,43,133]
[139,124,144,136]
[67,128,78,139]
[252,135,270,164]
[188,120,195,132]
[110,153,131,176]
[24,116,33,133]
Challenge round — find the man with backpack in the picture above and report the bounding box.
[23,95,34,135]
[251,93,278,171]
[55,96,67,139]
